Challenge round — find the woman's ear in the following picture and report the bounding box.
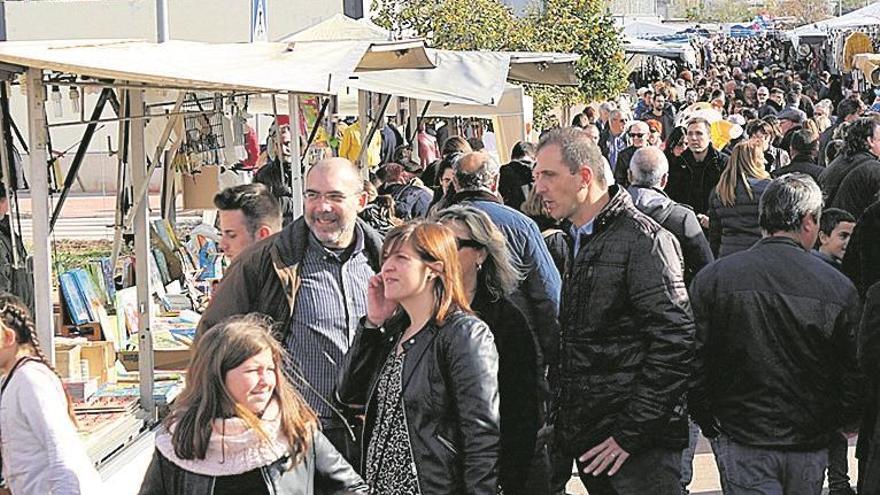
[426,261,444,279]
[0,326,15,347]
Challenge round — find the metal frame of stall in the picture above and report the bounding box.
[19,67,305,424]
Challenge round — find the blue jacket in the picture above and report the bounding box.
[448,190,562,365]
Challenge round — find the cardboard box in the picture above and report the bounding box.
[181,165,221,210]
[80,341,117,385]
[118,348,192,372]
[55,343,82,379]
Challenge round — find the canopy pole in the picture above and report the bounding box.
[130,88,156,420]
[109,90,129,275]
[287,92,303,220]
[25,68,53,364]
[408,99,419,163]
[355,93,391,171]
[357,90,369,176]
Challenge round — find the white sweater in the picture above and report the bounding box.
[0,360,104,494]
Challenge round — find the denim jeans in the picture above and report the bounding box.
[575,448,683,495]
[711,433,827,495]
[680,419,700,494]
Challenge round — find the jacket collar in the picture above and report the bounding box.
[752,235,806,251]
[560,185,632,239]
[273,216,384,272]
[450,189,502,205]
[683,144,724,169]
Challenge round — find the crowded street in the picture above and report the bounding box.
[0,1,879,494]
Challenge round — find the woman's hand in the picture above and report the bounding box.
[366,274,397,328]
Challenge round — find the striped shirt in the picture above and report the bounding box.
[284,226,375,419]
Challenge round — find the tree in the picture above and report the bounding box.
[371,0,628,129]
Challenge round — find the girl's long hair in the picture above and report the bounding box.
[716,140,769,207]
[166,314,317,464]
[0,293,77,425]
[382,220,472,325]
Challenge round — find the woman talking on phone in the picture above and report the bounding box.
[337,220,500,495]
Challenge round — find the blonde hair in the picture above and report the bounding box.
[716,140,769,207]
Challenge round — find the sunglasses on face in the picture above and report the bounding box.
[629,133,646,138]
[456,238,484,250]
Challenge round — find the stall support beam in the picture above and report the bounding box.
[130,89,155,420]
[357,90,369,177]
[408,99,419,163]
[287,92,303,220]
[25,68,53,364]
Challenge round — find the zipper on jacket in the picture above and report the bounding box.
[435,433,459,455]
[260,465,277,495]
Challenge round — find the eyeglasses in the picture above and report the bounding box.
[628,133,646,138]
[456,238,484,250]
[303,190,362,203]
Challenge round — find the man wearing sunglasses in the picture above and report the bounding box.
[613,121,650,188]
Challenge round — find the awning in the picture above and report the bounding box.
[789,1,880,39]
[624,37,697,66]
[278,13,435,73]
[507,52,580,86]
[0,38,433,94]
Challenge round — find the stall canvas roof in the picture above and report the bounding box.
[790,1,880,38]
[0,38,433,94]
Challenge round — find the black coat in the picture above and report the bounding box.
[856,281,880,493]
[381,181,433,220]
[831,154,880,219]
[770,158,824,183]
[613,145,640,187]
[137,431,367,495]
[689,237,863,449]
[554,186,694,457]
[471,289,542,495]
[498,159,534,211]
[820,151,878,207]
[842,200,880,298]
[707,177,771,258]
[667,145,729,216]
[337,311,500,495]
[628,185,714,284]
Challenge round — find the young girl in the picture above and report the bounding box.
[139,314,366,495]
[0,293,104,494]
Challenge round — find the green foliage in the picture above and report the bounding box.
[371,0,628,130]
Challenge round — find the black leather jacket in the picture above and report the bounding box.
[137,430,367,495]
[555,186,695,457]
[337,311,500,495]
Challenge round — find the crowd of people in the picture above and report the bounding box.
[6,32,880,495]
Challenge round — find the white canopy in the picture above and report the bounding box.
[790,1,880,39]
[622,20,680,39]
[0,38,433,94]
[623,37,697,66]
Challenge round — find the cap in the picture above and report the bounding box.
[776,108,805,124]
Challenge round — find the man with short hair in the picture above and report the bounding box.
[213,183,282,261]
[690,174,862,495]
[772,129,824,182]
[533,128,694,494]
[813,207,856,268]
[819,96,865,166]
[379,159,433,220]
[667,117,730,222]
[448,152,561,362]
[641,93,675,142]
[628,147,714,284]
[614,121,650,188]
[499,141,537,210]
[198,157,383,464]
[777,106,805,152]
[823,117,880,217]
[601,110,628,169]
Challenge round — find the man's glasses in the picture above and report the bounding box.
[628,133,646,138]
[303,190,362,203]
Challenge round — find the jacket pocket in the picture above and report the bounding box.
[435,433,459,456]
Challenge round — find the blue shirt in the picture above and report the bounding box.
[570,219,595,256]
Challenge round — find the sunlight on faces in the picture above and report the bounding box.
[687,122,710,154]
[534,144,590,222]
[304,161,367,248]
[218,209,256,261]
[443,221,486,287]
[820,221,855,261]
[380,240,439,303]
[224,348,276,416]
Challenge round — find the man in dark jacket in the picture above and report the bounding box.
[534,128,694,494]
[498,141,536,211]
[819,96,863,167]
[613,120,649,188]
[667,117,729,221]
[378,161,432,220]
[640,93,676,142]
[198,158,383,466]
[627,146,714,285]
[829,117,880,219]
[772,128,824,182]
[447,152,561,364]
[690,174,863,495]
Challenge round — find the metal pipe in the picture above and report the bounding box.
[0,82,18,268]
[301,97,330,162]
[46,107,215,129]
[156,0,170,43]
[50,88,113,231]
[355,93,391,169]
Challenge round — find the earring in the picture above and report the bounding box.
[477,263,482,272]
